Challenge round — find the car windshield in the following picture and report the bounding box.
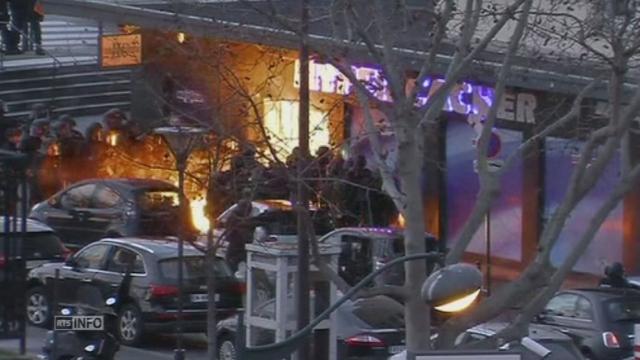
[137,190,180,212]
[0,232,65,259]
[158,256,232,281]
[350,296,405,329]
[606,298,640,321]
[254,210,333,236]
[375,235,438,258]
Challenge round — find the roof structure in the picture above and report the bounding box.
[43,0,632,101]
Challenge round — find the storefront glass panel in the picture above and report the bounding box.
[544,137,623,274]
[446,119,523,261]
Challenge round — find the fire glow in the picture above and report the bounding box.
[83,133,228,234]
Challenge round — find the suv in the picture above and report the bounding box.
[318,227,438,287]
[534,287,640,360]
[29,178,195,250]
[26,237,243,346]
[0,217,68,276]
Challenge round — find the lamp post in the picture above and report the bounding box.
[154,126,206,360]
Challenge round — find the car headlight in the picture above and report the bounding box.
[84,344,97,353]
[60,308,72,316]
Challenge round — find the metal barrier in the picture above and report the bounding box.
[0,149,29,354]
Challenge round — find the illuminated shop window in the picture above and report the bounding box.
[263,99,330,158]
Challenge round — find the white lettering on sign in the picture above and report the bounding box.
[294,60,538,124]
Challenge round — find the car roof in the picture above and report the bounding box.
[99,237,203,258]
[560,287,640,300]
[0,217,55,233]
[69,178,177,193]
[469,322,572,341]
[323,227,436,240]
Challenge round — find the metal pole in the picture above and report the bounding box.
[52,268,59,360]
[296,0,310,358]
[174,158,186,360]
[19,169,26,355]
[485,210,491,297]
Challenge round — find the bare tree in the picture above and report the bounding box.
[230,0,640,354]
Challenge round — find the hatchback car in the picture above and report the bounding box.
[216,295,406,360]
[25,237,243,346]
[318,227,439,287]
[0,217,68,278]
[390,322,584,360]
[534,287,640,360]
[29,178,195,250]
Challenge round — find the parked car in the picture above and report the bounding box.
[213,199,334,242]
[25,237,243,346]
[29,178,195,250]
[390,322,584,360]
[534,287,640,360]
[318,227,439,287]
[0,217,69,279]
[216,294,406,360]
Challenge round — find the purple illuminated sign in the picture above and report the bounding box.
[294,59,538,125]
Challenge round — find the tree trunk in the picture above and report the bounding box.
[206,233,218,360]
[397,123,430,353]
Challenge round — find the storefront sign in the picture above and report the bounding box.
[101,34,142,68]
[294,60,538,124]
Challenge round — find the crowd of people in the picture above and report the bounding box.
[214,144,396,227]
[0,100,396,227]
[1,0,45,55]
[0,102,131,206]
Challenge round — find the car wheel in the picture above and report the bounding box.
[26,287,51,327]
[217,335,236,360]
[581,349,594,360]
[117,304,144,346]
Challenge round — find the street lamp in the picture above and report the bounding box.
[421,263,483,313]
[153,126,206,360]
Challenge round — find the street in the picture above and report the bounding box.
[0,326,210,360]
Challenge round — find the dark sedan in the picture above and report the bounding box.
[534,287,640,360]
[29,178,195,250]
[26,237,243,346]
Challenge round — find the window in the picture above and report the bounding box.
[60,184,96,209]
[137,190,179,212]
[94,186,122,209]
[575,296,594,320]
[159,256,232,281]
[545,294,578,317]
[1,232,65,259]
[106,247,145,274]
[339,235,373,286]
[74,244,110,270]
[606,298,640,321]
[263,99,329,158]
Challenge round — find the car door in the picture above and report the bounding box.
[338,235,373,286]
[62,243,112,306]
[570,295,601,350]
[87,185,125,241]
[45,183,97,248]
[94,245,146,300]
[538,293,584,341]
